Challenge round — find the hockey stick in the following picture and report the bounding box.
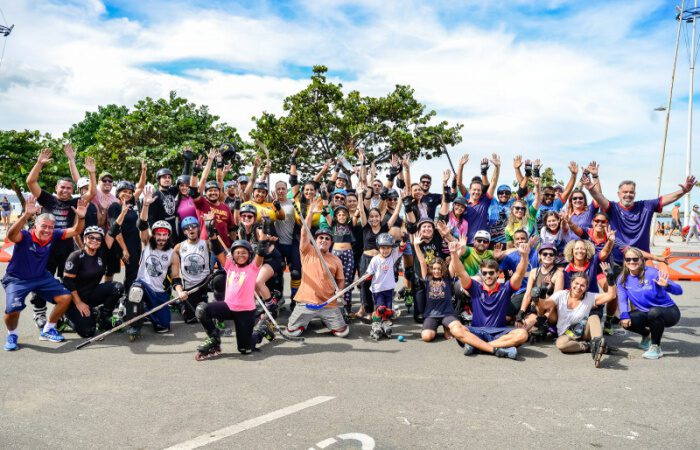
[303,272,371,311]
[428,131,456,177]
[254,293,305,343]
[76,277,212,350]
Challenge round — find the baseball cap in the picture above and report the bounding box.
[474,230,491,241]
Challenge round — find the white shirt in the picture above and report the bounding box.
[365,247,403,293]
[551,290,597,336]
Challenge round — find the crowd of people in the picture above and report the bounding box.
[1,143,694,366]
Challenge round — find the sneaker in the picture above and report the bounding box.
[33,312,47,330]
[638,336,651,351]
[463,344,475,356]
[39,328,65,343]
[56,318,72,333]
[603,320,616,336]
[643,344,663,360]
[4,334,18,351]
[153,323,170,334]
[493,347,517,359]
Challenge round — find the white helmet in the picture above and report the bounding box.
[151,220,172,234]
[83,225,104,237]
[77,177,90,190]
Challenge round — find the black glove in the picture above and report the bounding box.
[605,266,616,286]
[206,220,217,239]
[387,166,400,181]
[273,200,281,212]
[516,310,525,323]
[402,195,414,210]
[480,161,489,176]
[379,187,389,200]
[524,161,532,178]
[533,165,541,178]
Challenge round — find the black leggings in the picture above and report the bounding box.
[65,282,124,338]
[359,254,374,311]
[627,305,681,345]
[199,301,256,352]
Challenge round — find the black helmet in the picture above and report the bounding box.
[156,168,173,180]
[253,181,269,192]
[333,205,349,215]
[176,175,191,186]
[417,218,435,229]
[230,240,253,264]
[376,232,394,247]
[205,181,220,192]
[314,228,333,239]
[454,196,469,207]
[115,181,135,194]
[220,143,236,160]
[386,189,399,199]
[239,204,258,217]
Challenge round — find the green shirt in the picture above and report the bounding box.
[505,205,538,243]
[460,246,494,276]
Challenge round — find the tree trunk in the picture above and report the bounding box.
[11,181,25,211]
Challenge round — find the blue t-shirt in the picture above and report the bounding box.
[467,279,515,327]
[424,276,454,318]
[582,228,627,265]
[606,198,660,253]
[499,249,540,295]
[488,197,514,243]
[570,203,597,229]
[6,229,66,279]
[617,267,681,320]
[563,253,601,293]
[465,194,492,244]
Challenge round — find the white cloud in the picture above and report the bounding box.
[0,0,697,207]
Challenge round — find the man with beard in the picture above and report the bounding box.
[190,153,236,248]
[121,186,188,340]
[26,147,96,329]
[174,215,214,323]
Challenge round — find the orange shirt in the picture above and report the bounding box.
[294,239,344,307]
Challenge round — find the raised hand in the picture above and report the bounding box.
[528,234,539,249]
[459,153,469,167]
[655,270,670,287]
[533,159,541,169]
[517,242,530,256]
[254,155,262,167]
[568,161,578,174]
[490,154,501,168]
[448,240,460,254]
[63,143,76,161]
[402,154,410,167]
[581,174,595,190]
[412,232,423,245]
[605,225,616,241]
[143,184,157,205]
[493,242,504,259]
[119,202,131,217]
[442,169,451,184]
[513,154,522,169]
[587,161,599,177]
[73,198,88,218]
[680,175,697,194]
[24,195,39,216]
[38,148,53,165]
[208,147,217,161]
[84,156,96,173]
[141,160,148,174]
[358,148,365,162]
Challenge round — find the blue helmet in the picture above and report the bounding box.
[181,216,199,230]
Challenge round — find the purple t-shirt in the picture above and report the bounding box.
[467,279,515,328]
[605,198,661,253]
[6,229,66,279]
[465,194,492,244]
[570,203,597,229]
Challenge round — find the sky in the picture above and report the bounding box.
[0,0,698,210]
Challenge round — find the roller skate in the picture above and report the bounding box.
[195,334,222,361]
[380,320,393,338]
[591,337,606,368]
[126,324,142,342]
[370,321,383,341]
[398,287,413,313]
[252,318,275,344]
[96,307,113,332]
[529,315,549,344]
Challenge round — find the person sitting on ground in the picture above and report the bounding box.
[618,248,683,360]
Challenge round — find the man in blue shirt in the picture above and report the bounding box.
[3,195,87,351]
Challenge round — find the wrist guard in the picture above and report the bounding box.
[193,163,202,176]
[524,163,532,178]
[605,268,616,286]
[533,166,541,178]
[516,310,525,322]
[290,156,297,166]
[209,236,224,255]
[206,220,218,238]
[172,277,183,289]
[256,240,269,256]
[216,159,224,169]
[480,163,488,176]
[137,219,149,231]
[437,213,449,223]
[322,206,329,216]
[387,166,400,181]
[108,223,122,237]
[402,195,414,209]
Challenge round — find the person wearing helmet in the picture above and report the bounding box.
[437,170,468,240]
[286,205,347,338]
[173,215,212,324]
[2,195,87,351]
[119,186,188,340]
[62,223,125,338]
[175,174,197,225]
[462,155,501,245]
[488,183,517,245]
[194,230,270,359]
[189,149,236,248]
[106,181,141,292]
[25,146,97,329]
[273,180,302,302]
[223,180,240,212]
[241,180,285,223]
[72,177,99,250]
[365,233,406,340]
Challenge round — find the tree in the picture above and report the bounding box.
[250,65,463,177]
[67,91,248,181]
[0,130,64,209]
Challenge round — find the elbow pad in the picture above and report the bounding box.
[396,178,405,190]
[517,185,529,199]
[256,241,270,256]
[137,219,149,231]
[108,223,122,237]
[62,276,77,292]
[406,222,418,234]
[172,277,183,289]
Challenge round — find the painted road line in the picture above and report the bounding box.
[164,396,335,450]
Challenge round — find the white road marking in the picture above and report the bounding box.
[164,395,335,450]
[310,433,375,450]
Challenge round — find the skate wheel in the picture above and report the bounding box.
[195,352,205,361]
[128,335,138,342]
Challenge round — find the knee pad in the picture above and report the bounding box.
[128,282,144,304]
[195,302,209,321]
[331,325,350,338]
[403,267,414,282]
[280,261,287,273]
[286,326,305,337]
[209,271,226,298]
[290,270,301,281]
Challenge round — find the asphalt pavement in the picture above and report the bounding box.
[1,267,699,449]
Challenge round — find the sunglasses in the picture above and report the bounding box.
[540,251,555,257]
[334,196,346,201]
[241,214,255,220]
[543,193,555,198]
[316,235,332,241]
[183,224,199,231]
[593,219,608,224]
[420,180,431,184]
[572,197,585,201]
[624,257,640,263]
[101,179,113,183]
[497,191,511,195]
[513,206,526,212]
[481,270,496,276]
[475,238,490,244]
[85,235,103,242]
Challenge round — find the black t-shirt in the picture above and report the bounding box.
[85,202,98,228]
[332,222,355,244]
[63,248,107,298]
[37,189,78,253]
[382,210,403,228]
[362,223,389,251]
[148,186,179,226]
[421,193,443,220]
[417,234,448,265]
[108,202,139,245]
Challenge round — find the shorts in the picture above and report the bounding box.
[1,210,10,218]
[263,248,283,275]
[423,315,459,331]
[467,326,512,342]
[671,219,681,230]
[403,243,414,256]
[286,304,347,334]
[372,289,394,309]
[2,273,70,314]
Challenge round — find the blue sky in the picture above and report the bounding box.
[0,0,697,208]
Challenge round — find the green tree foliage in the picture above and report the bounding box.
[0,130,65,208]
[66,91,248,181]
[250,65,463,177]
